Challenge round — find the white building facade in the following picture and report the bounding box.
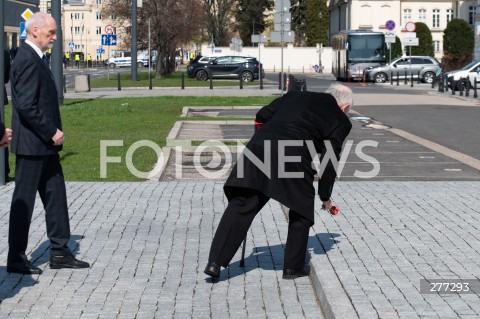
[39,0,123,60]
[329,0,476,60]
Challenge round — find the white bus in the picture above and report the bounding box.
[331,30,386,81]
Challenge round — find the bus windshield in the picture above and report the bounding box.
[348,34,385,63]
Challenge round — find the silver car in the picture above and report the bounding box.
[366,56,441,84]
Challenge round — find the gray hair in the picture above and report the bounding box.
[325,83,354,108]
[25,12,52,33]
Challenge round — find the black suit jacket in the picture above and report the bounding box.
[10,43,62,155]
[3,49,10,105]
[224,91,352,222]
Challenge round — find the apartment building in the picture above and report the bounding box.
[39,0,122,60]
[329,0,476,60]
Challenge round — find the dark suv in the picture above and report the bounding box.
[365,56,441,84]
[187,56,263,82]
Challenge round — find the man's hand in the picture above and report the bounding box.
[321,198,332,211]
[52,129,64,146]
[0,128,12,147]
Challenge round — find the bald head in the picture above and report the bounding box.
[325,83,353,113]
[25,12,57,53]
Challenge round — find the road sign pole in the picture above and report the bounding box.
[51,0,64,105]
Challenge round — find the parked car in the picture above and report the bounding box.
[445,60,480,90]
[365,56,441,84]
[106,51,149,69]
[186,54,223,70]
[187,56,264,82]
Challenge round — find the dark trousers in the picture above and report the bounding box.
[8,154,71,261]
[208,188,312,269]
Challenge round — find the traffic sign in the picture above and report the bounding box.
[275,0,291,12]
[385,30,396,43]
[271,31,295,43]
[385,20,396,31]
[405,22,416,32]
[21,8,33,21]
[96,48,105,54]
[404,38,419,46]
[101,34,117,46]
[20,22,26,40]
[105,25,115,35]
[251,34,267,43]
[68,42,75,49]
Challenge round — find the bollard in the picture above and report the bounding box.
[397,72,399,86]
[404,71,407,85]
[474,78,478,98]
[260,65,264,90]
[283,72,287,91]
[181,72,184,90]
[452,81,456,95]
[466,79,470,97]
[459,80,464,96]
[149,70,152,90]
[117,73,121,91]
[445,76,448,92]
[63,75,66,93]
[278,72,282,90]
[87,74,91,90]
[417,70,421,84]
[302,79,307,91]
[210,75,213,90]
[410,73,414,87]
[390,72,393,85]
[239,74,243,89]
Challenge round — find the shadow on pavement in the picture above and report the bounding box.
[206,233,340,282]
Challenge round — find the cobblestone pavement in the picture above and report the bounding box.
[0,181,323,319]
[312,181,480,319]
[1,181,479,318]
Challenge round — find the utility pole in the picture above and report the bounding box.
[52,1,64,105]
[131,0,138,81]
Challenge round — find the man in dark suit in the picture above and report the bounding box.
[8,12,89,274]
[204,84,353,279]
[4,48,11,180]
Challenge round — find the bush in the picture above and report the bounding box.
[442,19,474,71]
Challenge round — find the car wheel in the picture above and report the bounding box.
[137,62,144,68]
[422,71,435,84]
[374,73,387,83]
[195,70,208,81]
[109,63,116,69]
[241,71,254,82]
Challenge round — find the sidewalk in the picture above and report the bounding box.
[1,181,479,318]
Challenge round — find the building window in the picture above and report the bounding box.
[433,9,440,28]
[66,0,85,5]
[71,13,84,20]
[110,14,117,20]
[469,6,475,25]
[96,12,102,20]
[403,9,412,24]
[446,9,454,24]
[433,40,441,52]
[96,27,102,35]
[74,27,81,35]
[418,9,426,23]
[47,1,51,13]
[96,0,102,4]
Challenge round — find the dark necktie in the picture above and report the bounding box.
[42,55,49,67]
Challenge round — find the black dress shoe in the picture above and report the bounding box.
[204,261,220,278]
[50,255,90,269]
[7,260,43,275]
[282,267,310,280]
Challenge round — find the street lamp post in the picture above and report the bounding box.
[318,11,323,73]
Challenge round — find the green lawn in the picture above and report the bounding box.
[3,96,275,181]
[90,70,263,88]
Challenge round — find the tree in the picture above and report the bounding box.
[234,0,273,46]
[305,0,321,46]
[442,18,474,71]
[102,0,204,78]
[411,22,434,57]
[291,0,307,46]
[385,36,403,62]
[201,0,237,47]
